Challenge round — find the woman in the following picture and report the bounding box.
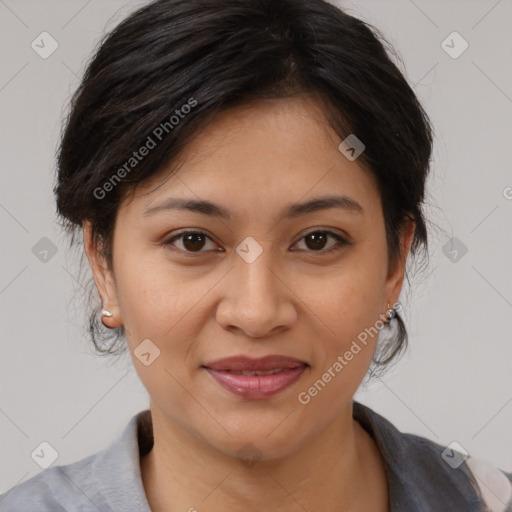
[1,0,511,510]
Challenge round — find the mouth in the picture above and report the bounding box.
[215,368,292,376]
[202,354,308,372]
[201,355,309,399]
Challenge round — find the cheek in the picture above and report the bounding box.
[298,246,388,399]
[114,255,206,416]
[308,280,383,374]
[113,252,177,343]
[295,274,385,423]
[114,252,218,357]
[319,250,387,340]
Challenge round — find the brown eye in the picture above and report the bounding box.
[305,232,328,251]
[163,231,218,253]
[292,230,347,253]
[163,229,348,256]
[182,233,207,251]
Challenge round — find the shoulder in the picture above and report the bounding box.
[0,453,97,511]
[403,432,512,511]
[353,401,512,511]
[0,410,151,512]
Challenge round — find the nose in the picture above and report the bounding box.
[215,253,297,339]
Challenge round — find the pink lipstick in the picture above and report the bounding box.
[202,355,308,399]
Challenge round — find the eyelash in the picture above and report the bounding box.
[162,229,349,255]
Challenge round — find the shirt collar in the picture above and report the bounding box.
[91,409,153,511]
[352,401,481,510]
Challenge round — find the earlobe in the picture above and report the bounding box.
[82,222,123,328]
[100,308,120,329]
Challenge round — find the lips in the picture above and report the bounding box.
[201,355,309,399]
[201,355,308,372]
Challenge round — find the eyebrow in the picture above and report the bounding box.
[143,194,364,220]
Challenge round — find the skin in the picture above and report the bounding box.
[84,95,415,512]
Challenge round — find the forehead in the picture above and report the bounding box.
[120,96,380,220]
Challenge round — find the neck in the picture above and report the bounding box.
[140,402,389,512]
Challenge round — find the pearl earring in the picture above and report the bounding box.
[385,303,396,322]
[101,309,113,318]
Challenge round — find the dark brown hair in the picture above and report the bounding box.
[54,0,433,371]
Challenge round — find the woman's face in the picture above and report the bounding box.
[85,96,413,461]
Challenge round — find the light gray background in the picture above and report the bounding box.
[1,0,511,494]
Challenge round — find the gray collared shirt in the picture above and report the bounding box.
[2,401,511,511]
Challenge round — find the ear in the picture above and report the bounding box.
[384,217,416,309]
[83,221,122,328]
